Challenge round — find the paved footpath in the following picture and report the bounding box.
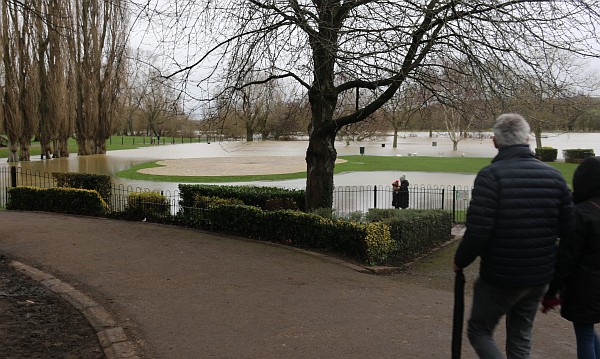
[0,211,577,358]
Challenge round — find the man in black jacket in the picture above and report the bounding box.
[454,113,574,359]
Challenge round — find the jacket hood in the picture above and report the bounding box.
[573,156,600,204]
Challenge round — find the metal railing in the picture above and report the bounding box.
[333,184,471,222]
[1,166,473,222]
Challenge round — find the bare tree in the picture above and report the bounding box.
[506,51,600,148]
[334,86,380,144]
[428,59,492,151]
[68,0,128,155]
[555,93,600,132]
[264,90,310,139]
[0,2,20,162]
[379,81,427,148]
[34,0,73,159]
[143,1,600,209]
[236,81,272,141]
[2,0,128,160]
[1,0,39,162]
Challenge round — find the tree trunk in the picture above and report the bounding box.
[54,139,69,158]
[305,130,337,210]
[452,140,458,151]
[246,126,254,142]
[52,139,61,158]
[7,142,18,162]
[305,78,338,210]
[393,129,398,148]
[304,5,340,211]
[40,138,52,159]
[533,126,543,149]
[18,144,30,161]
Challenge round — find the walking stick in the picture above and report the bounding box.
[452,270,466,359]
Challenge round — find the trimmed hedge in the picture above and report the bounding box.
[8,184,450,267]
[177,204,394,265]
[7,186,108,216]
[367,209,452,265]
[53,172,112,202]
[125,191,170,220]
[179,184,305,211]
[535,147,557,162]
[192,194,244,208]
[563,149,595,164]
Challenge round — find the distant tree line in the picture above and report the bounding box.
[203,69,600,148]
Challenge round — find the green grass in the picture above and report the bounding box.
[0,135,206,159]
[115,155,579,186]
[337,156,492,173]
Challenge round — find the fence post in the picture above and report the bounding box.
[10,166,17,187]
[452,186,456,223]
[373,185,378,208]
[441,188,445,210]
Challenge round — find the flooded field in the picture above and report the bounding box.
[2,132,597,192]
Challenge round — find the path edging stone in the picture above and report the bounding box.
[9,261,140,359]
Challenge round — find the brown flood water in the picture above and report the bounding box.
[4,132,598,192]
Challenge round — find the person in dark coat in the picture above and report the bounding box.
[398,174,409,209]
[391,180,401,209]
[453,113,574,359]
[542,156,600,359]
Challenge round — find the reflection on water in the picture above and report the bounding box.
[3,132,598,191]
[16,154,129,175]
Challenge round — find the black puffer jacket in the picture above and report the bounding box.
[455,145,574,286]
[547,156,600,323]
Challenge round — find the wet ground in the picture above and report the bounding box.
[0,255,104,359]
[7,132,599,192]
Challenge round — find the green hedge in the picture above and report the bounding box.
[192,194,245,208]
[179,184,305,211]
[125,191,170,220]
[7,187,108,216]
[53,172,112,202]
[535,147,558,162]
[177,204,394,265]
[8,184,450,267]
[367,209,452,265]
[563,149,595,164]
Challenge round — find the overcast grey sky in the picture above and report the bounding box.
[127,0,600,103]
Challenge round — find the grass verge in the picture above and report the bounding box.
[0,135,206,159]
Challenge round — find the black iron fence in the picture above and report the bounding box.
[332,184,472,222]
[0,166,473,222]
[109,183,182,217]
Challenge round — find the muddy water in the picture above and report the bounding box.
[4,132,598,191]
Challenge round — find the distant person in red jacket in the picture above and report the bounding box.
[391,180,401,209]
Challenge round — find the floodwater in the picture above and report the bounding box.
[3,132,598,192]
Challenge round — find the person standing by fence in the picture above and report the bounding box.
[453,113,574,359]
[398,174,409,209]
[391,180,401,209]
[542,156,600,359]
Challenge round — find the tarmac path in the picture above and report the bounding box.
[0,211,577,358]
